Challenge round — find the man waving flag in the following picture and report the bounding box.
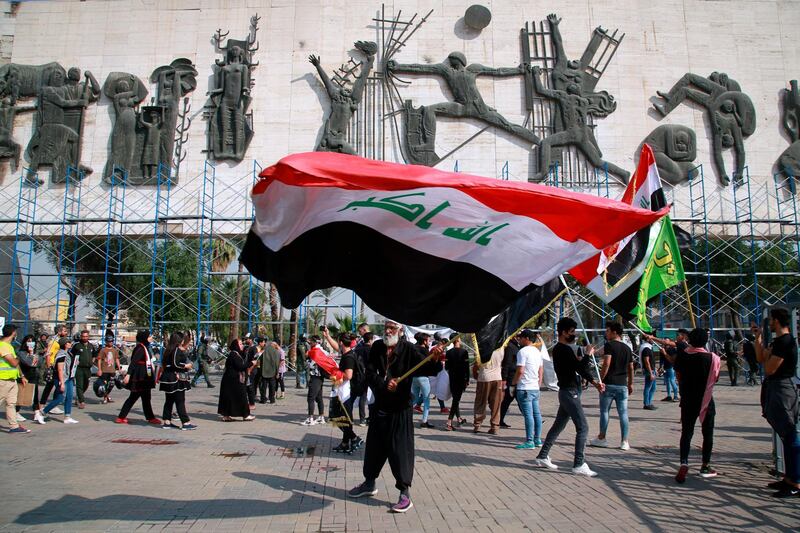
[240,152,668,332]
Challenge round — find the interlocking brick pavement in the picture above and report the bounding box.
[1,371,797,532]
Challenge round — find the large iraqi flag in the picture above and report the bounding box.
[240,152,668,332]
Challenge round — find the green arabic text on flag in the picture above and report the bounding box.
[634,216,686,330]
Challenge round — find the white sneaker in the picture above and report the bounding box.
[572,463,598,477]
[64,417,79,424]
[301,417,315,426]
[620,441,630,451]
[589,438,608,448]
[34,411,46,425]
[316,416,325,425]
[16,413,26,422]
[50,407,64,415]
[535,456,558,470]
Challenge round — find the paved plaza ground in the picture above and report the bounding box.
[1,370,797,532]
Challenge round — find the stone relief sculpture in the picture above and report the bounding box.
[386,51,539,159]
[777,79,800,184]
[531,65,627,182]
[653,72,756,186]
[638,125,698,186]
[402,101,439,166]
[309,40,377,155]
[102,59,196,185]
[205,14,260,162]
[24,64,100,184]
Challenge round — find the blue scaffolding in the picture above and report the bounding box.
[195,160,215,341]
[100,167,127,339]
[7,170,40,330]
[54,166,85,328]
[149,163,172,337]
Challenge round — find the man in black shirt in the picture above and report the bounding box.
[499,334,521,428]
[668,328,720,483]
[742,328,759,385]
[755,307,800,498]
[348,320,444,513]
[332,332,362,454]
[535,317,605,477]
[354,332,374,425]
[640,334,658,410]
[590,322,634,450]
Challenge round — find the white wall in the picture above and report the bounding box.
[1,0,798,234]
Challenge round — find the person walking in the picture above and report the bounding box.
[332,332,363,454]
[159,332,197,430]
[260,338,280,404]
[277,344,287,400]
[668,328,721,483]
[355,332,374,425]
[71,329,95,409]
[302,335,327,425]
[499,334,521,428]
[191,335,214,388]
[0,325,30,433]
[755,308,800,498]
[218,338,256,421]
[512,329,543,449]
[16,334,44,425]
[591,322,634,450]
[42,336,80,424]
[472,343,504,435]
[445,334,469,431]
[723,332,740,386]
[535,317,605,476]
[640,333,658,410]
[115,330,161,425]
[411,333,434,429]
[39,325,68,408]
[295,334,308,389]
[96,334,121,404]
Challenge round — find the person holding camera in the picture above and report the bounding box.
[755,308,800,498]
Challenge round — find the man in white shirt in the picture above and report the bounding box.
[512,329,543,449]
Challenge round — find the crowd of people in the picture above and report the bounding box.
[1,309,798,510]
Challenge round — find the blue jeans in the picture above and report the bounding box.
[43,378,74,416]
[663,368,679,400]
[516,388,542,442]
[599,384,629,440]
[411,377,430,422]
[783,429,800,484]
[643,376,656,406]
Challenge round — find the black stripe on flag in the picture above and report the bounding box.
[476,277,565,363]
[240,223,539,332]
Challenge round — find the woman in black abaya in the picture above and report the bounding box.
[218,338,255,421]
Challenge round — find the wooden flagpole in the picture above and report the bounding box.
[683,279,696,328]
[395,334,459,384]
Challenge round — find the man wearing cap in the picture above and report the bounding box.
[348,320,445,513]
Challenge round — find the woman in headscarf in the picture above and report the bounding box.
[16,334,45,425]
[115,330,161,425]
[218,337,256,421]
[159,331,196,430]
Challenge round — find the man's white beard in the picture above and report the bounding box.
[383,333,399,347]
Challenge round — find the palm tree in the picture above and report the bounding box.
[211,239,244,341]
[320,287,335,330]
[306,308,324,335]
[269,283,280,341]
[288,308,298,370]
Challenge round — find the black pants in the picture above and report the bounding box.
[40,379,54,405]
[363,408,414,492]
[500,384,515,423]
[246,374,256,405]
[538,388,588,468]
[259,376,277,403]
[307,376,324,416]
[277,374,285,393]
[162,390,189,423]
[119,389,155,420]
[680,402,715,465]
[335,396,357,441]
[449,386,465,421]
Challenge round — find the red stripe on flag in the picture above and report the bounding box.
[253,152,665,250]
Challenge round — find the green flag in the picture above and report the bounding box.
[634,216,686,330]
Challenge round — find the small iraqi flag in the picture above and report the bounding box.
[240,152,668,332]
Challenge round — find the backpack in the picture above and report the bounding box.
[350,346,368,395]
